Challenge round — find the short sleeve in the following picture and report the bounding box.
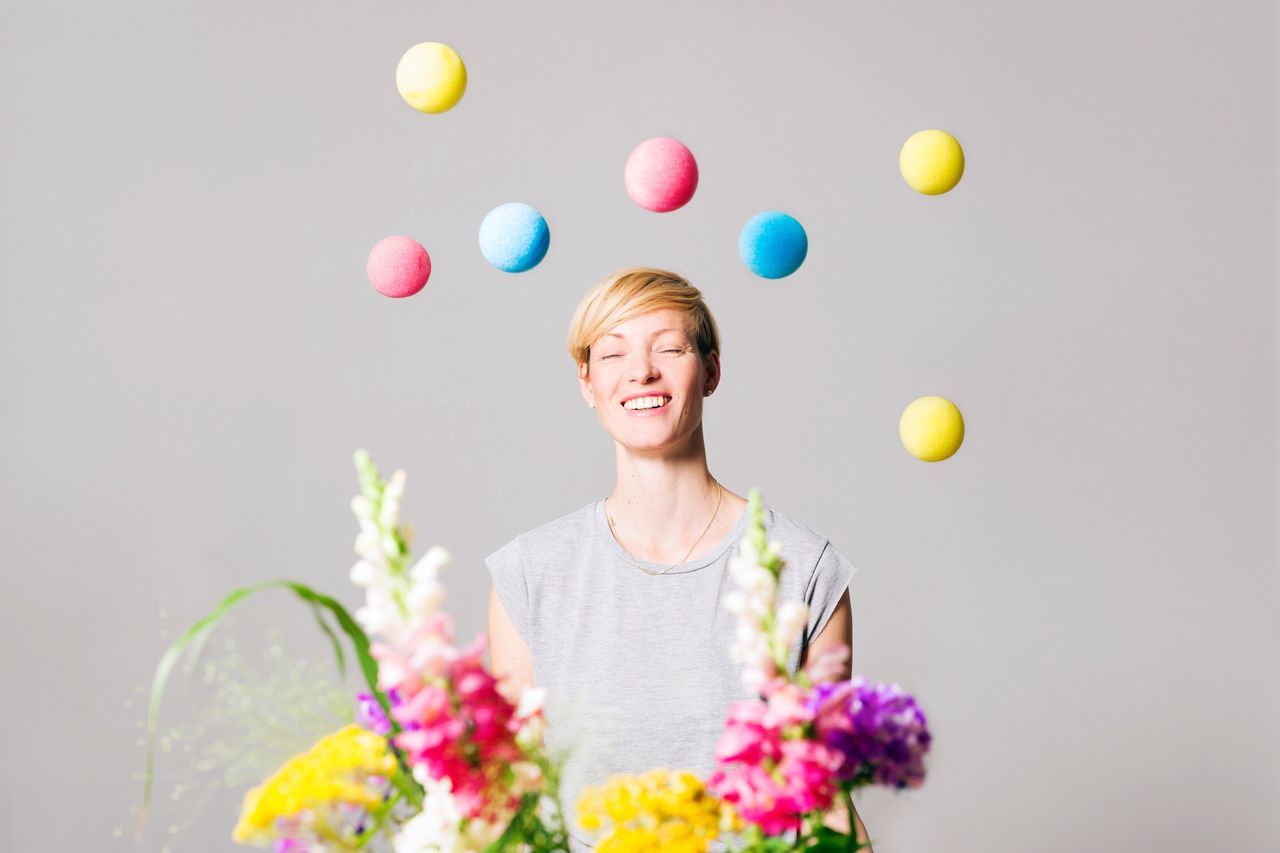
[484,537,531,645]
[802,541,858,650]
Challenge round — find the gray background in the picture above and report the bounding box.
[2,1,1277,851]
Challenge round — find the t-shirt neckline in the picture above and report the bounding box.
[593,497,754,574]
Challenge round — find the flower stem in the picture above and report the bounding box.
[843,787,859,852]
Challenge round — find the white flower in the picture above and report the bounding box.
[744,566,776,595]
[355,604,391,636]
[354,530,383,561]
[385,469,407,501]
[516,685,546,718]
[775,601,809,649]
[741,666,769,691]
[407,579,446,618]
[393,776,466,853]
[723,589,749,616]
[379,499,401,530]
[356,586,403,638]
[349,559,386,588]
[351,495,374,524]
[512,685,547,749]
[411,546,452,582]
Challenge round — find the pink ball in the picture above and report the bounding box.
[624,137,699,212]
[367,236,431,298]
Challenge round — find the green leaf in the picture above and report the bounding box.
[135,579,384,839]
[807,826,854,852]
[306,598,347,679]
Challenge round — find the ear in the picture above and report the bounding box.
[703,351,722,395]
[577,362,596,407]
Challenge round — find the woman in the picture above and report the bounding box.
[485,267,869,851]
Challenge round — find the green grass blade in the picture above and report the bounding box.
[136,579,380,839]
[306,598,347,679]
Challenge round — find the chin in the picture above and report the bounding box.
[608,424,696,454]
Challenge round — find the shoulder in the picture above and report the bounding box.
[485,502,597,564]
[759,505,856,587]
[760,505,832,561]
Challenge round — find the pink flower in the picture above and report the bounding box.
[708,680,843,835]
[384,631,527,822]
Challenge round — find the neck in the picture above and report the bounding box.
[607,426,720,549]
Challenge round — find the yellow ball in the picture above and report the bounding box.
[899,396,965,462]
[395,42,467,114]
[899,129,964,195]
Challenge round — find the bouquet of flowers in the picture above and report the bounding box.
[139,451,930,852]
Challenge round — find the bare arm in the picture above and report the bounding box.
[798,588,874,850]
[797,587,854,682]
[488,582,535,697]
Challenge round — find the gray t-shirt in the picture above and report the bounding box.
[484,500,858,851]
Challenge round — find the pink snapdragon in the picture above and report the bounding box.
[707,677,843,835]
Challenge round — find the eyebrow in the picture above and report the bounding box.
[602,328,684,339]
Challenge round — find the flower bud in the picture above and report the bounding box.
[378,498,400,529]
[384,469,407,501]
[410,546,452,582]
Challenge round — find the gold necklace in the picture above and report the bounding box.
[606,483,724,576]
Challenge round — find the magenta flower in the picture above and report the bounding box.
[706,680,843,835]
[807,676,931,789]
[382,631,526,824]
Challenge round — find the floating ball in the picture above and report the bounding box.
[899,396,965,462]
[624,137,699,212]
[395,42,467,114]
[478,203,550,272]
[367,236,431,298]
[899,129,964,195]
[738,211,808,279]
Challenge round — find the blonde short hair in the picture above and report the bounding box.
[567,267,721,372]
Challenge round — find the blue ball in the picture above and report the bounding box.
[738,211,808,279]
[478,202,550,273]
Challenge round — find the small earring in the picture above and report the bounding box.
[588,401,596,409]
[703,390,712,397]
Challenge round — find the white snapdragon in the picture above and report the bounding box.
[355,584,402,638]
[394,775,465,853]
[349,559,386,589]
[349,463,460,648]
[513,685,547,750]
[723,489,805,691]
[775,600,810,653]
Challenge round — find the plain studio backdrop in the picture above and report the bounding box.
[1,1,1277,851]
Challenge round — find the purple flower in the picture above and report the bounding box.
[356,691,392,735]
[807,676,931,789]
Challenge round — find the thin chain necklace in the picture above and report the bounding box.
[606,483,724,576]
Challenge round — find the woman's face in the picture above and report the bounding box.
[578,308,721,453]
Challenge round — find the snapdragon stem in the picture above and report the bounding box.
[353,792,402,850]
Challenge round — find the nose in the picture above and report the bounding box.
[627,351,659,383]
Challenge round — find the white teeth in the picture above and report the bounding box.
[622,395,671,410]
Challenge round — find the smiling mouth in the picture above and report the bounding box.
[621,395,672,411]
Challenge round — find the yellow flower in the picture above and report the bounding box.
[232,724,398,845]
[576,769,737,853]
